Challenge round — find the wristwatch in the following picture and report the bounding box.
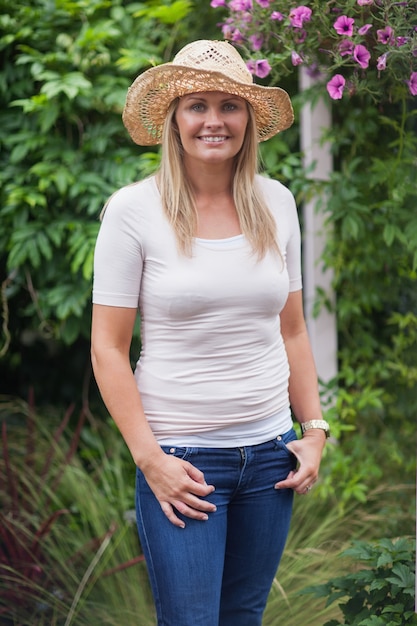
[300,419,330,438]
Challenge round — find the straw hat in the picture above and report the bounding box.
[122,40,294,146]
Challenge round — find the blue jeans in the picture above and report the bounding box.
[135,428,297,626]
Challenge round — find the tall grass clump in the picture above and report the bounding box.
[0,394,155,626]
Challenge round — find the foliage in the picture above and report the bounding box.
[2,396,414,625]
[0,394,153,625]
[211,0,417,101]
[0,395,85,620]
[0,0,220,400]
[264,484,415,625]
[304,537,417,625]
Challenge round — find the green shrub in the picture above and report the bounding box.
[304,537,417,625]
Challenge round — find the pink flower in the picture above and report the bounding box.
[377,26,395,45]
[407,72,417,96]
[255,0,270,6]
[333,15,355,37]
[294,29,307,44]
[249,34,263,51]
[338,40,354,57]
[231,28,245,43]
[210,0,226,6]
[327,74,346,99]
[248,59,271,78]
[396,37,408,47]
[221,23,233,39]
[291,51,303,66]
[358,24,372,35]
[357,0,373,5]
[353,44,371,68]
[377,52,388,71]
[289,6,312,28]
[229,0,252,10]
[270,11,284,21]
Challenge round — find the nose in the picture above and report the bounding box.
[204,107,223,127]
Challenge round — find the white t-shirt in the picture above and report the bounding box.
[93,174,302,446]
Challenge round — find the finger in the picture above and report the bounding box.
[186,462,210,486]
[160,502,186,528]
[160,497,216,527]
[173,498,214,521]
[184,475,216,499]
[275,471,315,493]
[274,469,297,490]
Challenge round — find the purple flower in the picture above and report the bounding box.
[289,6,312,28]
[246,60,256,74]
[377,26,395,45]
[396,37,408,47]
[248,59,271,78]
[291,51,304,66]
[231,28,245,43]
[255,0,270,6]
[210,0,226,6]
[377,52,388,71]
[407,72,417,96]
[357,0,373,4]
[353,44,371,68]
[333,15,355,37]
[339,40,354,56]
[221,23,233,39]
[327,74,346,99]
[256,59,271,78]
[249,34,263,51]
[358,24,372,35]
[270,11,284,21]
[229,0,253,10]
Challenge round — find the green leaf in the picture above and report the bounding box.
[134,0,193,24]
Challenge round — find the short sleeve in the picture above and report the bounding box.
[92,186,144,308]
[284,190,302,293]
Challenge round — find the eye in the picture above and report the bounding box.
[223,102,238,111]
[191,102,206,112]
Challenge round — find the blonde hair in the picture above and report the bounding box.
[157,98,281,259]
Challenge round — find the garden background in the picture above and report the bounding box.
[0,0,416,624]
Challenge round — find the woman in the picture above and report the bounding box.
[91,40,329,626]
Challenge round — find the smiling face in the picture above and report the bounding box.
[174,91,250,168]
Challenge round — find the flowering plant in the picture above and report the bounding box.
[210,0,417,100]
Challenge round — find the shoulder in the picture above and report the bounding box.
[255,174,298,223]
[255,174,296,205]
[103,176,158,216]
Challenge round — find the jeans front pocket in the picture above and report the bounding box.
[273,427,298,467]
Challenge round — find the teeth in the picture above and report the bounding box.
[200,136,226,142]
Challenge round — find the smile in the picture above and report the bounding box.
[198,136,228,143]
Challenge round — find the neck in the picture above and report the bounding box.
[183,157,234,196]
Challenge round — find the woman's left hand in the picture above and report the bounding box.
[274,431,325,495]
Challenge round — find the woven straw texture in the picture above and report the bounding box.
[123,40,294,146]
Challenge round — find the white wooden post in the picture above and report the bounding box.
[299,68,338,386]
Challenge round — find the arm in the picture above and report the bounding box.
[274,290,326,494]
[91,304,216,527]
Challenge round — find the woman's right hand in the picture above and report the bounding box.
[141,453,216,528]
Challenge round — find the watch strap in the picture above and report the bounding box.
[300,419,330,438]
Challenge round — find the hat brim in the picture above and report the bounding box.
[122,64,294,146]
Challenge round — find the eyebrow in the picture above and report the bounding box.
[183,94,243,103]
